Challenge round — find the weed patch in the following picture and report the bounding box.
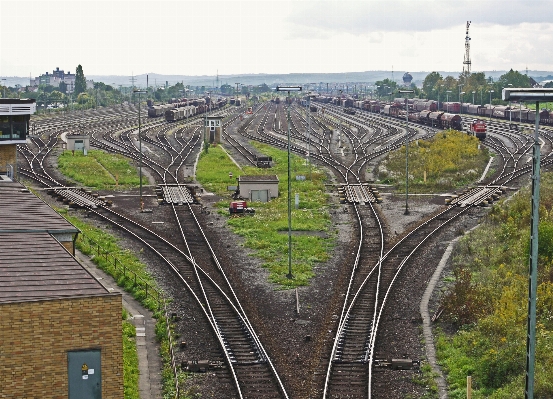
[436,173,553,398]
[58,150,142,189]
[376,130,489,193]
[197,143,332,288]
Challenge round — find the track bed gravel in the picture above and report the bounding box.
[33,124,492,398]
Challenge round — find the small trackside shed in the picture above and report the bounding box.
[65,133,90,152]
[237,175,279,202]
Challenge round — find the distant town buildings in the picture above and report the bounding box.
[31,67,76,93]
[29,67,94,93]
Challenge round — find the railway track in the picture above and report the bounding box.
[22,103,292,398]
[20,99,553,398]
[88,202,290,399]
[323,205,472,398]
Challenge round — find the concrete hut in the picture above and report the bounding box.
[65,133,90,154]
[237,175,279,202]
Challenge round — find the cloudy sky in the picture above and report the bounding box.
[1,0,552,78]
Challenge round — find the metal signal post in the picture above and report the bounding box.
[276,86,302,279]
[133,89,147,210]
[503,87,553,399]
[398,90,414,215]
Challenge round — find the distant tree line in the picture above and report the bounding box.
[418,69,534,106]
[10,65,550,113]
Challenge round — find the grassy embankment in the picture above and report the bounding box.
[376,128,553,397]
[196,143,332,288]
[435,173,553,398]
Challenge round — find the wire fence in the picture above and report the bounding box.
[77,234,163,305]
[75,233,182,397]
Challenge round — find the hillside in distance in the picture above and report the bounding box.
[91,70,553,89]
[4,70,553,90]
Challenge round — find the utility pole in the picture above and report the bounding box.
[307,94,312,179]
[130,74,137,105]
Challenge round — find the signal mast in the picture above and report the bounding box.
[463,21,472,74]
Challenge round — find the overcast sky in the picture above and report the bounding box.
[2,0,553,79]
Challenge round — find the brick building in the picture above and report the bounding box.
[0,181,123,399]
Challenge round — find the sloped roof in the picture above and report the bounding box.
[0,183,78,234]
[0,232,109,303]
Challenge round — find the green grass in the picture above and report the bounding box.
[62,209,162,309]
[436,172,553,398]
[58,150,143,189]
[410,361,440,399]
[123,319,140,399]
[196,143,332,288]
[377,130,490,192]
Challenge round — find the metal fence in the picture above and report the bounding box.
[75,233,182,397]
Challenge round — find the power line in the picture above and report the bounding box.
[129,73,136,89]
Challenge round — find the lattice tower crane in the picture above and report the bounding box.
[463,21,472,74]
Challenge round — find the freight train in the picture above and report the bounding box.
[387,97,553,125]
[411,110,463,131]
[148,97,228,122]
[311,95,486,140]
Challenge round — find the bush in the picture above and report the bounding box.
[196,143,332,288]
[437,173,553,397]
[378,129,489,192]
